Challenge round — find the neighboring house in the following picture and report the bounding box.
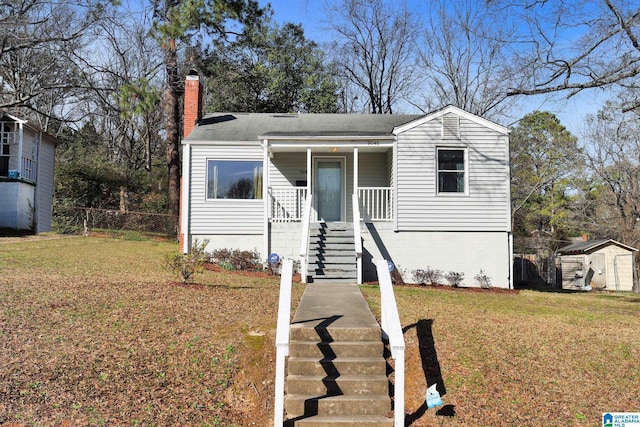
[557,239,638,292]
[0,111,57,233]
[180,73,513,287]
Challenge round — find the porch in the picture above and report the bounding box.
[0,117,38,182]
[265,144,396,224]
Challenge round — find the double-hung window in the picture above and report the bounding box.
[437,148,466,194]
[206,160,263,199]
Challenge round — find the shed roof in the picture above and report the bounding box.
[184,112,424,142]
[557,239,638,255]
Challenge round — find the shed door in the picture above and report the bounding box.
[561,257,584,289]
[589,253,606,289]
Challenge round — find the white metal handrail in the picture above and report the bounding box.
[274,259,294,427]
[299,194,313,284]
[358,187,393,221]
[269,186,307,221]
[375,259,405,427]
[352,193,363,284]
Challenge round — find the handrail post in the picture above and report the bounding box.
[376,259,405,427]
[352,193,363,284]
[274,259,294,427]
[299,194,313,284]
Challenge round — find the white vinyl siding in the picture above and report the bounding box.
[35,137,55,232]
[396,113,509,231]
[270,152,307,187]
[358,152,388,187]
[189,144,264,235]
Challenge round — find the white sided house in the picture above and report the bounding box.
[0,112,56,233]
[180,74,513,288]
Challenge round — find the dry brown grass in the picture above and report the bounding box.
[362,284,640,427]
[1,236,639,426]
[0,236,304,426]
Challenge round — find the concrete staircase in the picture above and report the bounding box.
[307,223,357,283]
[284,284,393,427]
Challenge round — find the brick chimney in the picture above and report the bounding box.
[180,70,202,253]
[183,70,202,138]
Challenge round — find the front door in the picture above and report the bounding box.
[315,158,344,221]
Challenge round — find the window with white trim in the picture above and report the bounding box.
[437,148,466,194]
[206,160,263,199]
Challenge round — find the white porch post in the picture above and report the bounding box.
[306,148,312,217]
[17,122,23,176]
[300,148,312,284]
[353,147,358,196]
[263,139,270,264]
[306,148,312,197]
[354,147,362,284]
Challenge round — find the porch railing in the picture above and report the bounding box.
[269,187,307,221]
[375,259,405,427]
[358,187,393,221]
[273,259,294,426]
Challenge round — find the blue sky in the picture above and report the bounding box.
[259,0,607,134]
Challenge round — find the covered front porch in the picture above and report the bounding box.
[263,137,396,284]
[265,139,395,224]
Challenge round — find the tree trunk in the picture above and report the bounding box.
[164,37,181,232]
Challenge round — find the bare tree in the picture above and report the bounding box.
[489,0,640,112]
[419,0,517,120]
[327,0,420,114]
[581,103,640,247]
[0,0,106,129]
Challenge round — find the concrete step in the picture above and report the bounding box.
[286,374,389,396]
[289,341,384,358]
[309,277,357,284]
[285,415,394,427]
[285,394,391,417]
[290,326,381,342]
[314,266,357,274]
[309,229,354,237]
[287,357,387,376]
[310,247,354,253]
[310,256,356,265]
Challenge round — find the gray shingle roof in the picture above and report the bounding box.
[557,239,638,254]
[184,113,424,142]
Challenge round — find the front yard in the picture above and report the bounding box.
[1,237,638,426]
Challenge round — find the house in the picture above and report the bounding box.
[0,112,57,233]
[557,239,638,291]
[180,73,513,287]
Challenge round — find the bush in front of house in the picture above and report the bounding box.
[412,267,443,285]
[210,248,262,271]
[163,239,209,283]
[475,269,492,289]
[445,271,465,287]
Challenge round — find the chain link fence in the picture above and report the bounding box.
[53,206,178,238]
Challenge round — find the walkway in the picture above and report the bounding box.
[291,283,379,333]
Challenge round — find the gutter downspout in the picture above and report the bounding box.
[263,139,269,265]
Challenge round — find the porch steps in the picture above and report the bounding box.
[284,284,393,427]
[307,223,357,283]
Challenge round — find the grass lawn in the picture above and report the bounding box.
[1,237,639,426]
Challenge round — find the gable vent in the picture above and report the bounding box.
[442,115,460,139]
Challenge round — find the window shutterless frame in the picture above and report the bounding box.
[436,147,468,195]
[205,159,264,200]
